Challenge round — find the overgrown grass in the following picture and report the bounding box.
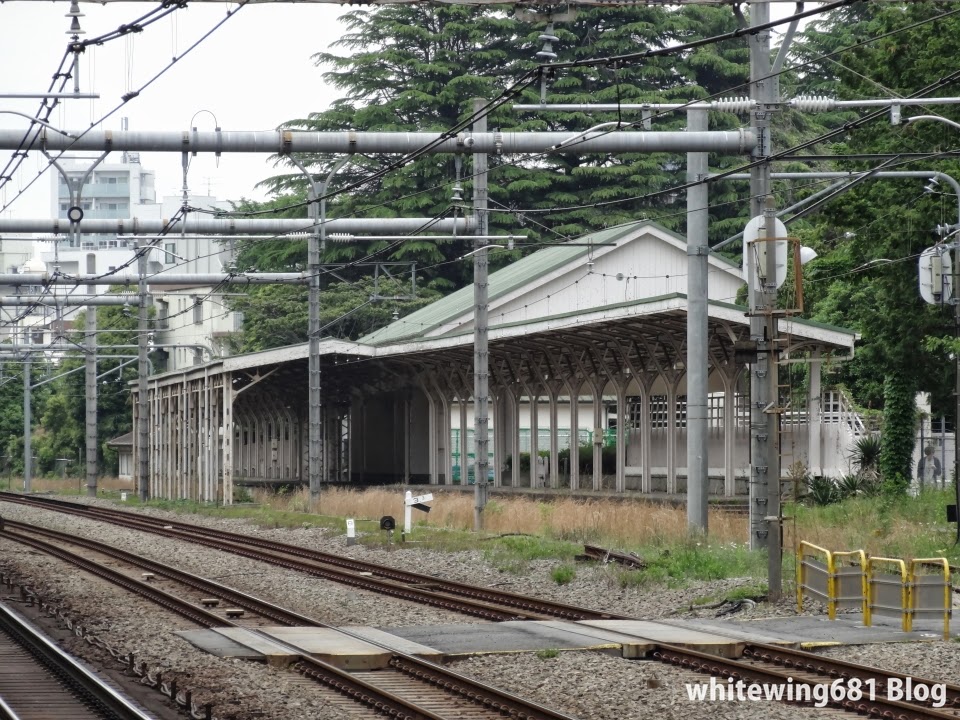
[786,489,960,564]
[550,564,577,585]
[252,486,748,547]
[18,480,956,592]
[614,541,766,589]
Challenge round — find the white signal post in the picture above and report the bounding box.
[346,518,356,546]
[404,491,434,534]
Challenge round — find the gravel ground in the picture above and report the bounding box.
[451,651,834,719]
[818,642,960,687]
[2,495,956,720]
[24,496,784,620]
[0,540,378,720]
[0,501,473,628]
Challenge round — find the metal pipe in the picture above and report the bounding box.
[0,297,135,306]
[0,93,99,99]
[85,253,98,496]
[121,234,519,242]
[686,107,709,533]
[0,273,312,285]
[8,128,757,155]
[715,178,852,249]
[137,243,150,502]
[23,357,31,493]
[714,171,960,250]
[512,97,960,114]
[473,98,490,532]
[748,0,775,559]
[0,216,472,235]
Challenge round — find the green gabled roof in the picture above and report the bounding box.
[360,223,645,346]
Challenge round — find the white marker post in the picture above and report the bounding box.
[403,490,434,535]
[346,518,356,546]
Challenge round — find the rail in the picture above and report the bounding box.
[0,600,156,720]
[0,518,577,720]
[0,492,626,622]
[5,495,960,720]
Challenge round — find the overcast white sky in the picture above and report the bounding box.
[0,1,351,219]
[0,2,808,223]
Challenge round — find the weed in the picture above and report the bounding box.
[550,565,576,585]
[535,648,560,660]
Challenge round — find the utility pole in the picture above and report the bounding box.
[763,196,782,601]
[473,98,490,532]
[748,0,771,544]
[137,243,150,502]
[746,0,782,599]
[84,243,98,497]
[23,356,31,493]
[686,107,710,533]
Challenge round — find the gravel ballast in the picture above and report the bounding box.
[1,496,957,720]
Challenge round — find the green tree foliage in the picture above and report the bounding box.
[29,304,141,477]
[0,360,31,477]
[230,276,441,352]
[229,4,751,350]
[786,2,960,489]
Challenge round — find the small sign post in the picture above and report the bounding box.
[404,490,434,535]
[346,518,356,546]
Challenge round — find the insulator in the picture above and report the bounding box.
[711,97,754,114]
[536,51,557,61]
[538,33,559,43]
[789,95,837,112]
[327,233,353,243]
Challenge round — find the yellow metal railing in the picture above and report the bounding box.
[833,549,869,624]
[909,558,952,640]
[797,543,952,637]
[797,541,836,618]
[865,557,909,632]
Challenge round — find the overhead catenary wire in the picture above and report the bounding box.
[9,0,960,348]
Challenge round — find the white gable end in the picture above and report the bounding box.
[432,225,744,338]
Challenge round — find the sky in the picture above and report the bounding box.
[0,1,352,219]
[0,1,810,223]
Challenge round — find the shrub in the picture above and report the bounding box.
[550,564,576,585]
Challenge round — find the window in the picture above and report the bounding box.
[626,396,643,429]
[164,242,177,264]
[649,395,669,429]
[156,300,169,330]
[193,297,203,325]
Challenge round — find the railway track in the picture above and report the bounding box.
[0,492,627,622]
[4,493,960,719]
[0,518,578,720]
[653,643,960,719]
[0,598,155,720]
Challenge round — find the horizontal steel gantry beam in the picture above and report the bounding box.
[0,128,756,155]
[0,216,471,236]
[0,296,134,306]
[0,273,311,286]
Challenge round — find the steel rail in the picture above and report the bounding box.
[1,532,230,630]
[2,520,319,627]
[0,601,156,720]
[0,494,624,621]
[0,519,577,720]
[652,644,959,720]
[741,644,960,709]
[6,496,959,719]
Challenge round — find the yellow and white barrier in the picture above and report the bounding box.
[797,543,952,639]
